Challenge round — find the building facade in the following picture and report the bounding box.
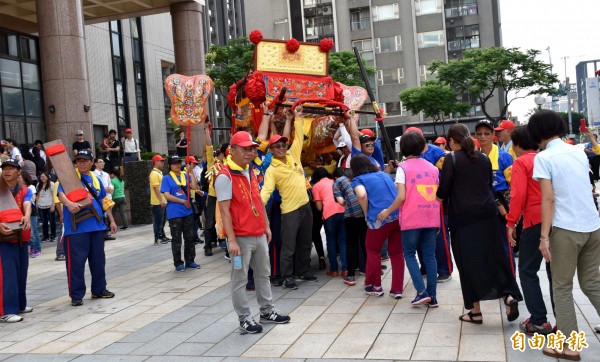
[576,60,600,125]
[245,0,503,138]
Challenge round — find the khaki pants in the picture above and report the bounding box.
[550,227,600,335]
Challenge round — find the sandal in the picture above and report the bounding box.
[459,311,483,324]
[542,347,581,361]
[504,296,519,322]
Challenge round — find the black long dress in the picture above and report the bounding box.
[436,149,522,309]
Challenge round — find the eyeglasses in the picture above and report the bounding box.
[363,143,375,147]
[270,143,287,150]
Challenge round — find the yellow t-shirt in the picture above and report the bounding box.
[53,180,60,204]
[149,168,166,205]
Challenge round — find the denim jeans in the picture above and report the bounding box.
[29,215,41,252]
[38,207,56,239]
[151,205,166,240]
[323,212,347,273]
[402,228,438,297]
[519,223,554,325]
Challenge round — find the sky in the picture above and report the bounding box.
[499,0,600,123]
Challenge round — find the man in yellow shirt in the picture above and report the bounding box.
[204,125,228,257]
[261,109,318,290]
[149,155,170,244]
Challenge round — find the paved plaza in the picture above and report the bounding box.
[0,224,599,362]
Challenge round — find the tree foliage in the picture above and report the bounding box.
[399,81,471,135]
[205,37,255,90]
[558,111,586,135]
[430,47,559,122]
[328,51,375,87]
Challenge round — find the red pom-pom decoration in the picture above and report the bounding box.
[319,38,334,52]
[286,38,300,53]
[245,72,266,106]
[596,69,600,77]
[249,29,263,45]
[227,83,238,110]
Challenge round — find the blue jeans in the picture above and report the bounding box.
[323,213,347,272]
[30,215,41,252]
[151,205,166,240]
[402,228,438,297]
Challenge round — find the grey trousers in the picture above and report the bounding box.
[280,203,313,277]
[230,235,274,321]
[550,226,600,335]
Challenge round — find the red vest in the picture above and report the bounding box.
[5,187,31,243]
[218,164,265,236]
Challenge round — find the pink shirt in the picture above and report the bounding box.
[312,178,345,220]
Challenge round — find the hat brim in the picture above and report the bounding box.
[74,155,93,160]
[494,127,506,132]
[0,162,20,169]
[268,137,288,147]
[476,123,494,130]
[235,141,260,148]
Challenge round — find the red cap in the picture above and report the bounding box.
[151,154,166,163]
[405,127,423,135]
[268,134,288,147]
[494,120,515,132]
[185,155,199,164]
[434,136,446,145]
[360,129,375,138]
[231,131,259,147]
[125,128,132,133]
[472,137,480,149]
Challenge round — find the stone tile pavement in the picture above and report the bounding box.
[1,224,599,361]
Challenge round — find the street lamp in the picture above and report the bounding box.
[534,95,545,110]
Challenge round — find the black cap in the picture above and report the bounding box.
[218,143,230,156]
[475,119,495,131]
[359,134,375,144]
[74,149,93,160]
[168,155,182,165]
[0,158,20,169]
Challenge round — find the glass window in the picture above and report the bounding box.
[26,118,45,144]
[416,0,441,16]
[24,90,42,117]
[350,7,370,31]
[21,63,40,90]
[0,59,22,87]
[115,81,124,105]
[352,39,372,51]
[5,116,26,143]
[7,33,18,57]
[110,21,119,32]
[134,63,142,82]
[378,36,401,53]
[113,58,122,80]
[418,30,445,48]
[130,19,139,39]
[361,51,374,66]
[378,68,404,85]
[117,106,127,125]
[373,3,399,22]
[384,101,404,116]
[111,33,121,57]
[2,87,24,116]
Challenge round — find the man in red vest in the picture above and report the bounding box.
[0,158,33,323]
[215,131,290,334]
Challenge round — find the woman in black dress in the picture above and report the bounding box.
[436,123,522,324]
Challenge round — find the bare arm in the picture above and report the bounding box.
[282,109,293,139]
[346,114,361,151]
[539,179,554,262]
[315,200,323,211]
[257,102,272,141]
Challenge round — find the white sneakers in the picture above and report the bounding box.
[0,314,23,323]
[20,306,33,313]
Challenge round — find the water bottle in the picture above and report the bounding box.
[233,255,242,270]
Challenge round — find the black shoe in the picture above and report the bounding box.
[437,274,452,283]
[120,226,128,230]
[154,239,159,245]
[282,276,298,290]
[105,236,116,241]
[297,275,318,282]
[194,238,202,245]
[270,276,283,287]
[260,311,290,324]
[71,299,83,306]
[204,249,213,256]
[246,282,255,291]
[318,257,326,270]
[239,318,263,334]
[160,237,170,244]
[91,289,115,299]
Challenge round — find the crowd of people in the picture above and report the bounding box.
[1,109,600,360]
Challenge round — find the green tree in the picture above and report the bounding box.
[430,47,559,123]
[205,37,254,90]
[558,111,586,135]
[399,81,471,135]
[328,51,375,87]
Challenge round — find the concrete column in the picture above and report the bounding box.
[170,1,207,156]
[36,0,93,153]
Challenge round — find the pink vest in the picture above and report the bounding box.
[399,158,441,231]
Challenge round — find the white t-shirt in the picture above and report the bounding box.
[395,167,406,184]
[533,138,600,233]
[123,138,140,153]
[93,169,113,199]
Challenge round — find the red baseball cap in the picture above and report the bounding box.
[268,134,288,147]
[360,129,375,138]
[494,120,515,132]
[231,131,259,147]
[125,128,132,134]
[405,127,423,135]
[434,136,446,145]
[151,154,166,163]
[185,155,199,164]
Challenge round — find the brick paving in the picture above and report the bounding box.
[0,224,599,361]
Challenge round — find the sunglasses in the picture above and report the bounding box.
[363,143,375,147]
[270,143,287,150]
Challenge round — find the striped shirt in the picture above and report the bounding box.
[333,176,364,219]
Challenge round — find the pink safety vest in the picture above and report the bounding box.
[399,158,441,231]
